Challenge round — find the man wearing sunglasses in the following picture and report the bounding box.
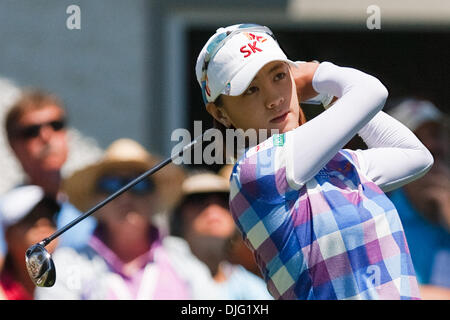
[5,90,69,194]
[1,90,96,270]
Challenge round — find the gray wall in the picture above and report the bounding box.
[0,0,290,156]
[0,0,150,150]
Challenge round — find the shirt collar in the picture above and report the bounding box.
[89,225,162,278]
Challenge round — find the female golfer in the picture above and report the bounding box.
[195,24,434,300]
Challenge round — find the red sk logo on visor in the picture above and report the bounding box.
[240,32,267,58]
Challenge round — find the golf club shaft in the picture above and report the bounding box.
[39,132,206,247]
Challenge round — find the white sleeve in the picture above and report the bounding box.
[353,111,434,192]
[286,61,388,188]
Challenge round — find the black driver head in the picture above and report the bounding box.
[25,243,56,287]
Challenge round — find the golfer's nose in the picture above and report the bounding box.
[265,87,284,110]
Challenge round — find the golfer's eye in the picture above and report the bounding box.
[274,72,286,81]
[244,85,259,95]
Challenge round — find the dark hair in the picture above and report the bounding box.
[14,196,60,228]
[5,89,66,144]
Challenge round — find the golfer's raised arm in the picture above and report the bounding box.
[286,62,388,188]
[353,111,434,192]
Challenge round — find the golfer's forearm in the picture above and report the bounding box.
[287,62,388,187]
[354,111,434,192]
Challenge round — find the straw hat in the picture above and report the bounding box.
[63,138,185,213]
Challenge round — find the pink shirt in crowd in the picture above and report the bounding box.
[87,228,191,300]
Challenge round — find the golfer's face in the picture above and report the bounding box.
[220,61,300,135]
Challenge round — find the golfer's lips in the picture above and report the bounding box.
[270,110,290,123]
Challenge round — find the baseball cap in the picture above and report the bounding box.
[195,23,297,104]
[387,98,444,132]
[0,185,44,229]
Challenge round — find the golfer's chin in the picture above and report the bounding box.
[279,123,297,134]
[270,114,298,134]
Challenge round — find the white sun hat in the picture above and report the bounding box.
[195,23,297,104]
[0,185,45,229]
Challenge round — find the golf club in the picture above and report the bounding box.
[25,131,208,287]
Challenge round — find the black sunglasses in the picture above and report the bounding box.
[15,119,66,139]
[96,175,156,196]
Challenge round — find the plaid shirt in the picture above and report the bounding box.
[229,133,420,300]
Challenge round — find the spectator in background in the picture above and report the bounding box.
[166,171,273,300]
[1,90,96,259]
[35,138,188,300]
[0,185,60,300]
[387,98,450,299]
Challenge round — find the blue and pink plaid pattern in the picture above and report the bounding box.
[229,134,420,300]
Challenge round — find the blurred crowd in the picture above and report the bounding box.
[0,88,270,300]
[0,87,448,300]
[385,99,450,299]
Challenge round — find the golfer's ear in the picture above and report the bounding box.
[206,102,232,128]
